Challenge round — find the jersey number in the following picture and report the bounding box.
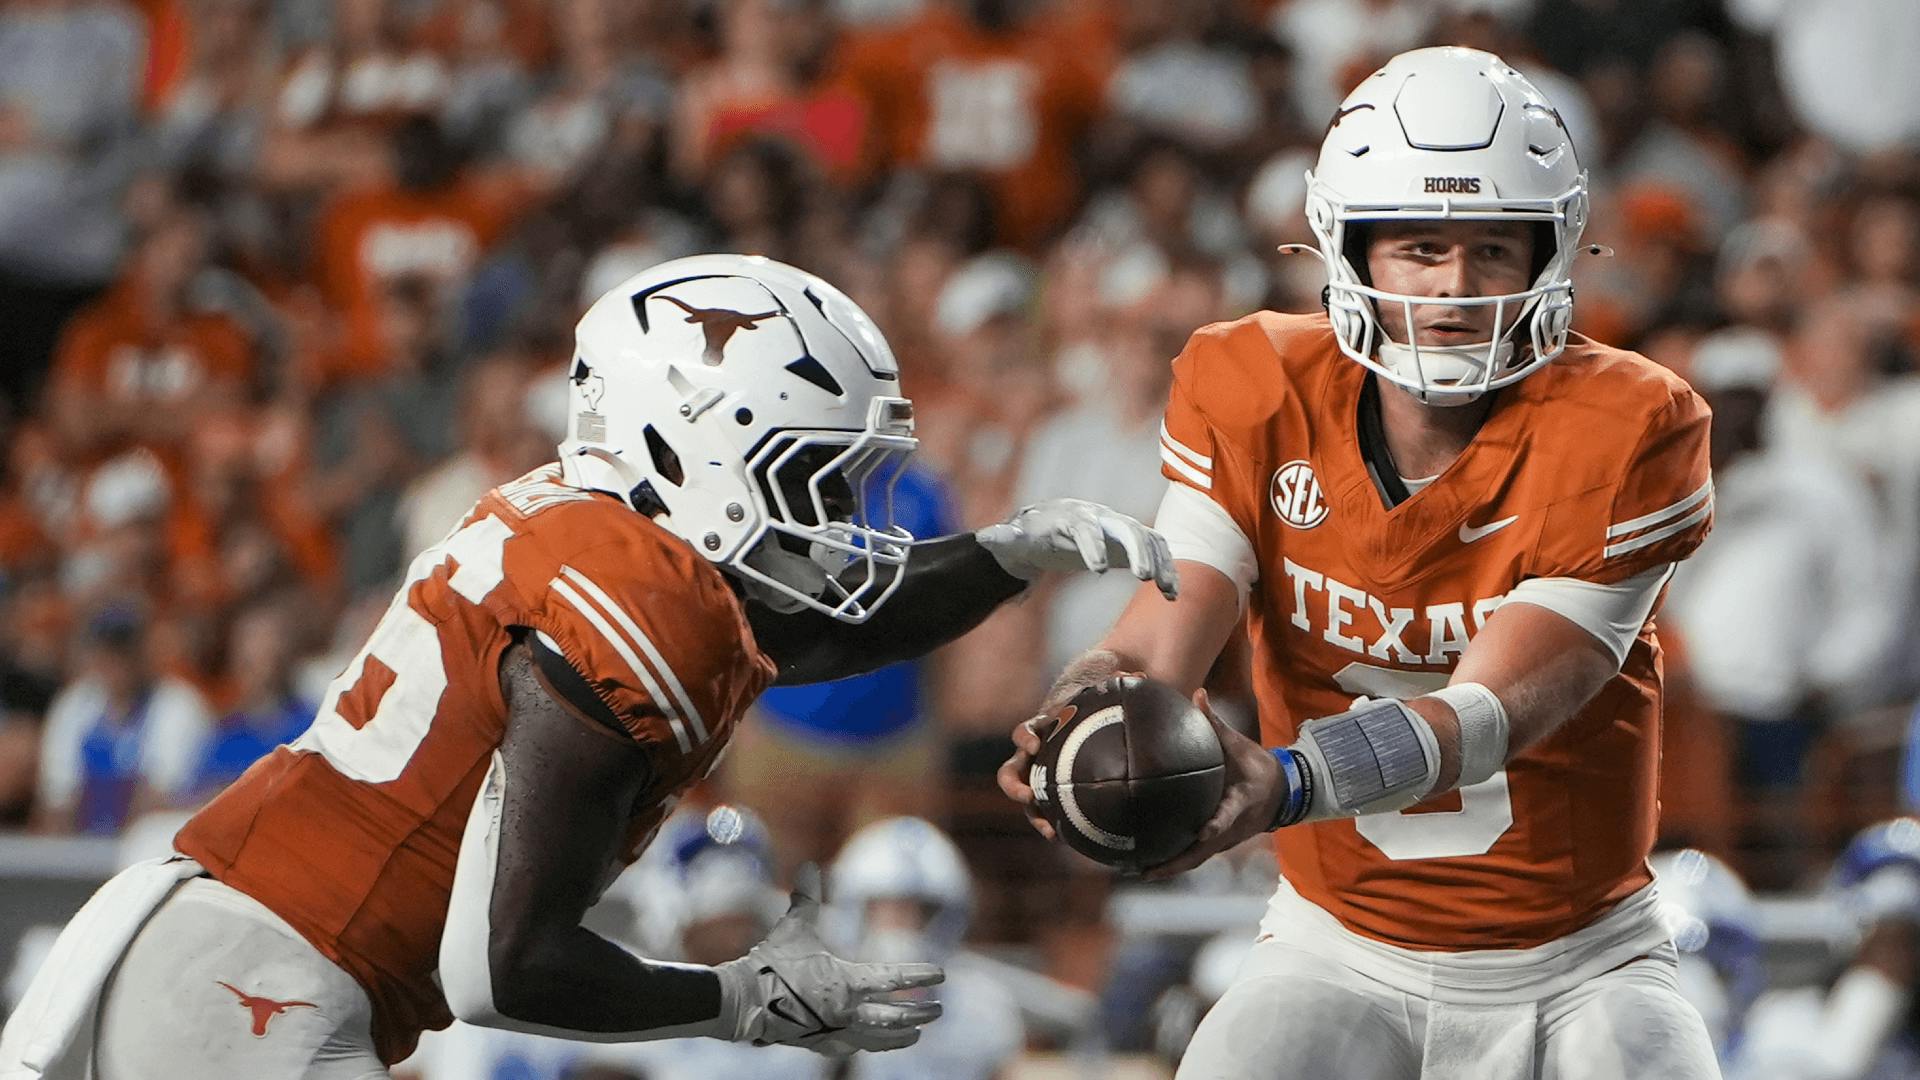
[1333,663,1515,861]
[291,515,513,782]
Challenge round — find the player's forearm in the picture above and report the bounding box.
[1083,563,1245,699]
[1396,600,1620,798]
[752,533,1027,685]
[462,927,733,1042]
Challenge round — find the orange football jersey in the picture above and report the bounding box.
[1160,313,1712,951]
[176,465,776,1063]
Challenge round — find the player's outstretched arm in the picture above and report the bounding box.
[749,498,1177,686]
[998,561,1243,841]
[438,638,942,1051]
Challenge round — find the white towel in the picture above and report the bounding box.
[0,856,203,1079]
[1422,998,1537,1080]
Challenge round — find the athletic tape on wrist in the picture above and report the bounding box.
[1289,698,1440,821]
[1429,681,1509,787]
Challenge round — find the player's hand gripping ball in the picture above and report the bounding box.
[1028,675,1226,874]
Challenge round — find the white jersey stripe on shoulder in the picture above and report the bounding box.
[1161,446,1213,490]
[1159,422,1214,469]
[1603,498,1712,559]
[1605,478,1713,539]
[548,575,692,754]
[559,565,710,745]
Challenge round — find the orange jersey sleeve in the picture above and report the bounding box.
[1159,326,1274,546]
[1532,375,1714,583]
[489,500,773,793]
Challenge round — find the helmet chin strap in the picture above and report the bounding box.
[1374,337,1517,407]
[737,535,831,613]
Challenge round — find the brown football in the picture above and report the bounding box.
[1028,675,1226,873]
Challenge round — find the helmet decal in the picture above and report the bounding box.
[655,293,782,367]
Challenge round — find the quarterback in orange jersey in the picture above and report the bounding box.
[1000,48,1722,1079]
[0,255,1176,1080]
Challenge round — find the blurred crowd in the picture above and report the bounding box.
[3,0,1920,1066]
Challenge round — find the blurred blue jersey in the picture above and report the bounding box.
[755,463,955,745]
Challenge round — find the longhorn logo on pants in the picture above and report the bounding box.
[216,981,318,1037]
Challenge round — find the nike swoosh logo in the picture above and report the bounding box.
[1459,516,1520,543]
[766,996,813,1031]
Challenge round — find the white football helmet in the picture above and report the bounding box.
[562,254,918,622]
[1304,46,1590,405]
[826,817,973,962]
[629,805,784,958]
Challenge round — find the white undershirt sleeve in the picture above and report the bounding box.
[1502,563,1677,669]
[1153,483,1258,608]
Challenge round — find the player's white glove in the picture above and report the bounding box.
[976,498,1179,599]
[713,865,944,1054]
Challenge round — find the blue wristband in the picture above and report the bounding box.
[1268,747,1310,830]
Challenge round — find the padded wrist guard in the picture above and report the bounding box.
[1290,698,1440,821]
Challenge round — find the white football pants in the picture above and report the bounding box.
[1176,938,1721,1080]
[92,877,388,1080]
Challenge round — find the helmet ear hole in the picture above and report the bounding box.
[643,425,684,486]
[1342,223,1374,287]
[629,480,668,518]
[1528,221,1555,281]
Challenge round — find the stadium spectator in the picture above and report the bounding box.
[1015,254,1221,677]
[1617,33,1749,238]
[1105,0,1261,153]
[1674,330,1881,730]
[497,0,671,181]
[43,201,253,467]
[1666,329,1885,881]
[672,0,864,185]
[166,407,337,616]
[1758,0,1920,153]
[832,0,1108,247]
[264,0,445,191]
[306,272,457,591]
[1271,0,1431,122]
[311,115,524,382]
[396,351,549,559]
[0,575,63,825]
[0,0,147,409]
[1767,293,1920,700]
[32,605,211,834]
[184,599,312,802]
[1717,220,1818,337]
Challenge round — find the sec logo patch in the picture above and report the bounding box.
[1270,460,1329,529]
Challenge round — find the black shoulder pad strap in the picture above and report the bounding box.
[523,629,629,738]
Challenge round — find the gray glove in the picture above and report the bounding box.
[713,866,944,1054]
[976,498,1179,599]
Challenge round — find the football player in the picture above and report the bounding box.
[1732,818,1920,1080]
[999,47,1721,1078]
[1,254,1175,1079]
[825,816,1025,1080]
